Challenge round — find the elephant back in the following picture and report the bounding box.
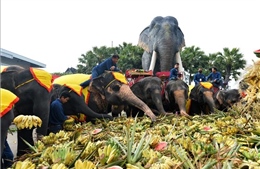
[52,74,91,103]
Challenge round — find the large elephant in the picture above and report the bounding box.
[164,79,189,116]
[53,72,157,121]
[126,76,167,117]
[0,88,18,160]
[138,16,185,74]
[214,89,242,111]
[188,83,215,115]
[1,66,52,156]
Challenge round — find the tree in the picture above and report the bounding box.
[210,47,246,85]
[77,42,143,74]
[181,46,209,84]
[77,46,119,74]
[117,42,143,72]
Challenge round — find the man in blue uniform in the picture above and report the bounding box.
[193,68,206,85]
[206,67,223,88]
[1,140,13,169]
[48,91,71,134]
[80,54,121,88]
[169,63,179,80]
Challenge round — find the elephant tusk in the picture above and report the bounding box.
[149,51,157,71]
[176,52,184,72]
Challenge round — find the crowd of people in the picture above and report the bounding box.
[169,63,223,89]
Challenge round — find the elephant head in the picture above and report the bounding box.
[88,71,157,121]
[138,16,185,74]
[51,84,113,121]
[214,89,242,111]
[130,76,167,115]
[189,84,215,115]
[165,79,189,116]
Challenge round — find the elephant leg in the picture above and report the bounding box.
[34,95,51,138]
[17,129,34,156]
[174,90,188,116]
[142,51,152,71]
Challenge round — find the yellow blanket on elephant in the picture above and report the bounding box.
[200,82,213,89]
[0,66,8,73]
[112,72,128,84]
[0,88,19,118]
[186,85,195,114]
[30,68,52,92]
[53,74,91,103]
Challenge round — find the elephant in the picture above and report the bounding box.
[125,76,167,117]
[188,83,215,115]
[138,16,185,75]
[0,88,18,161]
[52,72,157,121]
[214,89,242,111]
[164,79,189,116]
[51,84,113,122]
[1,66,53,156]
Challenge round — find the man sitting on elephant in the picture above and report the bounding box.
[48,91,71,134]
[80,54,121,88]
[194,68,206,85]
[169,63,180,81]
[206,67,223,89]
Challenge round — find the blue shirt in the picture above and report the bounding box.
[169,68,178,80]
[49,99,67,126]
[206,72,222,82]
[93,57,120,75]
[194,72,206,85]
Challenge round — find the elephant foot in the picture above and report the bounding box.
[180,110,190,117]
[162,112,174,116]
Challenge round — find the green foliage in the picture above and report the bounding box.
[211,48,246,83]
[181,46,210,84]
[117,42,143,72]
[77,42,143,74]
[181,46,246,85]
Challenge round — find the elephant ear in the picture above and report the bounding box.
[138,26,150,53]
[176,27,185,49]
[88,76,105,96]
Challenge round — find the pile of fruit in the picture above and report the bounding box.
[10,60,260,169]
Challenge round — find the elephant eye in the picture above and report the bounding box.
[111,85,120,92]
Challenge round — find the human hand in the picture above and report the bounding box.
[110,66,115,70]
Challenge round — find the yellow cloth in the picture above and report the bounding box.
[200,82,213,89]
[186,85,195,114]
[0,88,19,118]
[30,68,52,92]
[0,66,8,73]
[112,72,128,84]
[53,74,91,103]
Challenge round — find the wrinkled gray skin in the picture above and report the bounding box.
[51,84,113,121]
[214,89,242,111]
[1,66,52,156]
[164,80,189,116]
[138,16,185,74]
[1,109,14,161]
[128,76,167,116]
[189,85,215,115]
[88,72,157,121]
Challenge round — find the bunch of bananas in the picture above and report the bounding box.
[63,117,75,131]
[98,144,120,165]
[51,163,67,169]
[13,115,42,130]
[14,159,35,169]
[74,159,96,169]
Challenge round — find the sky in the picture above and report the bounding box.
[1,0,260,77]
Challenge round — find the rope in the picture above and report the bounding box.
[105,79,116,89]
[15,79,34,89]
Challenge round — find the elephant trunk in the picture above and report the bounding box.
[174,90,188,116]
[119,84,156,121]
[204,91,215,113]
[150,89,167,115]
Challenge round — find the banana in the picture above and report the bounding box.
[15,161,22,169]
[126,163,139,169]
[75,159,83,169]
